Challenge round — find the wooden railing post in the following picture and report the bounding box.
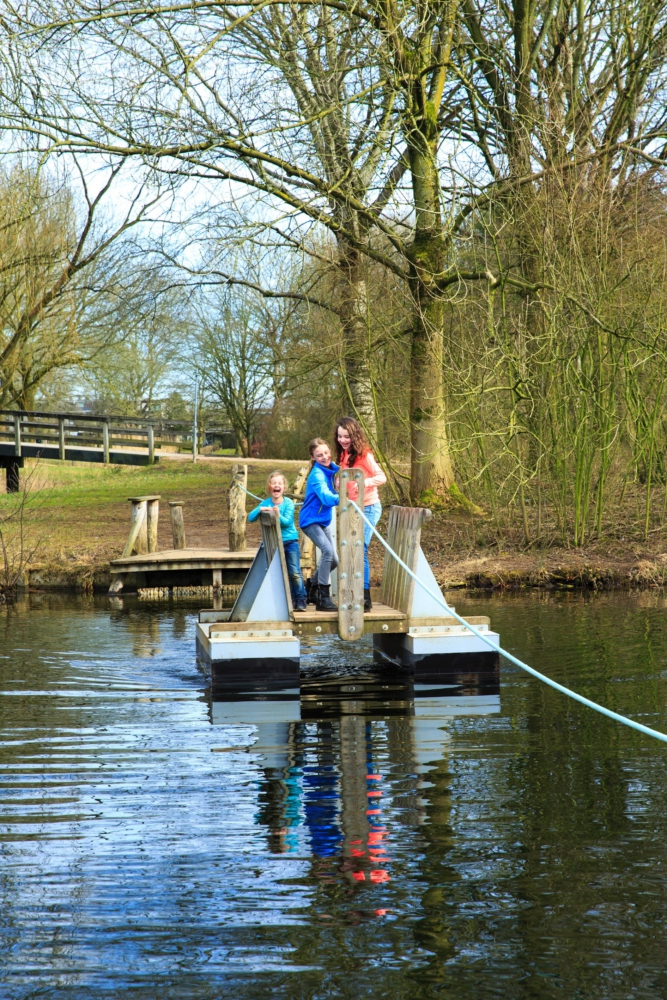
[338,469,365,640]
[58,418,66,461]
[103,421,110,463]
[228,463,248,551]
[169,501,186,549]
[14,415,21,457]
[147,424,155,464]
[123,494,161,556]
[147,497,159,552]
[123,500,147,556]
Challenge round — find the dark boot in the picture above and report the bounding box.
[306,578,318,605]
[364,588,372,612]
[316,584,337,611]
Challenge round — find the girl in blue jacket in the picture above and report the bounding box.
[299,438,339,611]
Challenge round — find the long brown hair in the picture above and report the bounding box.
[334,416,370,466]
[307,437,330,475]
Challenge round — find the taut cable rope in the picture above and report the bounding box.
[348,498,667,745]
[239,484,303,505]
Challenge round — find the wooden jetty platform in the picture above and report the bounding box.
[197,468,500,687]
[108,491,257,594]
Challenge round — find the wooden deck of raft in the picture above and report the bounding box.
[201,487,491,640]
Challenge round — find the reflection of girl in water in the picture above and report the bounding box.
[303,751,343,858]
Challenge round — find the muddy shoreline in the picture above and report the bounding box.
[5,458,667,597]
[15,546,667,596]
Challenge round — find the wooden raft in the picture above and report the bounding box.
[200,481,490,640]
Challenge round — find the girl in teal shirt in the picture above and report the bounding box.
[247,470,307,610]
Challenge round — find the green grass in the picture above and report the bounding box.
[1,456,307,570]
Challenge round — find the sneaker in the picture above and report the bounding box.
[294,598,308,611]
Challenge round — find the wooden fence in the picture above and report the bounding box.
[0,408,205,466]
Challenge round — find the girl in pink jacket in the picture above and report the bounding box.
[335,416,387,611]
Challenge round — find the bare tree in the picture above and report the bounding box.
[3,0,667,504]
[0,160,164,408]
[191,289,274,456]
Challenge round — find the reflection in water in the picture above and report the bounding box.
[211,678,500,897]
[5,592,667,998]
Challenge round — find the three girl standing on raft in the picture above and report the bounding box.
[247,416,387,613]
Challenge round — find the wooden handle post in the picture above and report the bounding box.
[337,469,365,640]
[228,463,248,551]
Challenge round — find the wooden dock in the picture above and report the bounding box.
[107,489,258,594]
[110,547,257,593]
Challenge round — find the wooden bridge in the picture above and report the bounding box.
[0,408,195,490]
[197,468,500,687]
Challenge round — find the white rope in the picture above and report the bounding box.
[239,484,303,505]
[349,498,667,745]
[239,484,264,502]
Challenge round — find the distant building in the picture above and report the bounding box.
[204,427,237,450]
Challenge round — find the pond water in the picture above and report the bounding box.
[2,590,667,998]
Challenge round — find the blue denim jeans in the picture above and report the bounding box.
[283,539,307,602]
[363,502,382,590]
[300,523,339,586]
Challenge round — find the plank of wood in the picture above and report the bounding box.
[210,620,293,635]
[338,470,365,640]
[111,547,257,566]
[260,508,293,615]
[379,506,431,612]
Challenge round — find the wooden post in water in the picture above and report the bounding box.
[169,501,186,549]
[338,469,365,640]
[379,506,432,612]
[228,464,247,551]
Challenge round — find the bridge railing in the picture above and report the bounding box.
[0,409,196,463]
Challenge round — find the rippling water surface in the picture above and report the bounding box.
[2,590,667,998]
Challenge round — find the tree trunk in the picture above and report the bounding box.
[408,279,455,499]
[406,109,455,500]
[337,242,377,439]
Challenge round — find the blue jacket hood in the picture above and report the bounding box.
[298,461,340,529]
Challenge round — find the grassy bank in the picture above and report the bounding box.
[1,456,305,590]
[3,456,667,593]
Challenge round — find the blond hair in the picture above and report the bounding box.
[307,437,331,475]
[266,470,288,493]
